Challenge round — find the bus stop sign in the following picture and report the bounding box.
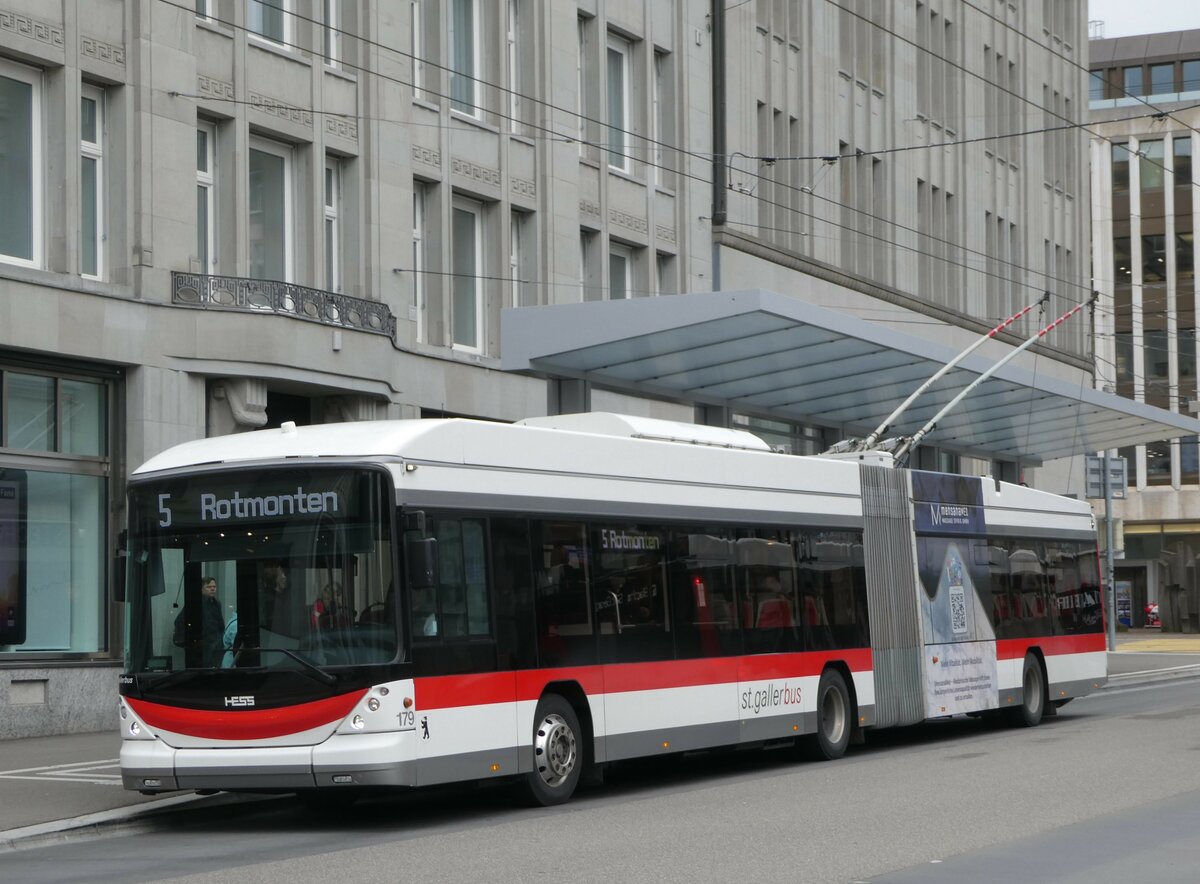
[1084,455,1127,500]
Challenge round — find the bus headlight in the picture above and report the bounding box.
[367,698,380,712]
[129,720,141,737]
[351,715,365,730]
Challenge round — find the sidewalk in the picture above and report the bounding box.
[3,636,1200,851]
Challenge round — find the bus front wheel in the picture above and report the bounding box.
[805,669,852,761]
[1011,654,1046,727]
[524,694,582,806]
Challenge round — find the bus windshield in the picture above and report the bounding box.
[124,467,397,675]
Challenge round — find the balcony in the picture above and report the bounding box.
[171,272,397,340]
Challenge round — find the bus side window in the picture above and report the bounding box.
[423,517,490,640]
[532,521,595,667]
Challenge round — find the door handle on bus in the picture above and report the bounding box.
[607,591,623,635]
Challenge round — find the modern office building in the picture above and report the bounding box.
[1089,28,1200,628]
[0,1,1186,736]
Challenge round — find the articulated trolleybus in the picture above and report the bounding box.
[119,413,1106,805]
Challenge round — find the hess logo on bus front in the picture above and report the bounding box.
[224,695,256,708]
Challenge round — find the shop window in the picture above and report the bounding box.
[1,366,111,656]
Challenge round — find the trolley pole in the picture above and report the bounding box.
[1104,451,1116,652]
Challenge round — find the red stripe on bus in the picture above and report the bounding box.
[416,650,873,710]
[127,691,366,740]
[997,633,1106,660]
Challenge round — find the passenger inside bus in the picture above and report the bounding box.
[754,574,794,629]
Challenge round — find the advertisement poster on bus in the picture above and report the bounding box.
[0,472,26,646]
[924,640,998,717]
[912,472,997,716]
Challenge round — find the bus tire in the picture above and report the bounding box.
[524,694,582,806]
[1011,654,1046,727]
[805,669,852,761]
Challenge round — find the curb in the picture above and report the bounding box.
[1101,664,1200,690]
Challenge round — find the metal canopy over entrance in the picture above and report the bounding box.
[501,289,1200,463]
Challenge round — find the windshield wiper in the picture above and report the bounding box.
[233,646,338,685]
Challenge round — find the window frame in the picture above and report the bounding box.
[196,121,216,274]
[79,83,105,280]
[412,182,427,342]
[507,0,522,131]
[451,196,484,353]
[652,48,669,185]
[449,0,481,118]
[411,1,425,99]
[247,135,294,283]
[248,0,292,47]
[0,59,42,270]
[323,0,341,67]
[606,32,632,172]
[324,156,342,293]
[609,242,632,300]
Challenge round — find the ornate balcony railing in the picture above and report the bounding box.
[171,272,397,340]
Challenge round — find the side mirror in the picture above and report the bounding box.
[406,537,438,589]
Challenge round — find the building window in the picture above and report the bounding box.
[609,243,632,299]
[411,1,425,99]
[324,0,340,66]
[1123,65,1143,97]
[195,0,212,19]
[249,0,289,45]
[1140,139,1164,191]
[80,85,104,279]
[510,210,534,307]
[1088,70,1105,101]
[248,137,292,282]
[577,16,589,151]
[451,197,483,351]
[656,252,675,295]
[508,0,522,130]
[324,157,341,292]
[449,0,479,116]
[413,183,427,341]
[0,60,41,268]
[1149,63,1174,96]
[606,33,631,171]
[196,122,216,273]
[1184,60,1200,92]
[580,229,599,301]
[652,49,673,186]
[1,366,110,655]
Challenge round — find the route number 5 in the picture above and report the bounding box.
[158,493,172,528]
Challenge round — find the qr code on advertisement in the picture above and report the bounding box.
[950,585,967,633]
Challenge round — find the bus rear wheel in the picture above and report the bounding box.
[805,669,852,761]
[524,694,582,806]
[1011,653,1046,727]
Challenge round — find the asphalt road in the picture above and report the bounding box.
[4,679,1200,883]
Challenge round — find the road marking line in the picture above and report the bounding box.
[0,775,123,785]
[0,758,119,778]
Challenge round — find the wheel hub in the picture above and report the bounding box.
[534,712,577,787]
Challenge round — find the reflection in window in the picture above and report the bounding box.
[449,0,478,115]
[1150,63,1174,95]
[0,63,39,266]
[248,141,290,281]
[1089,70,1105,101]
[1112,236,1132,282]
[1140,139,1164,191]
[7,373,55,451]
[249,0,288,44]
[1147,439,1172,485]
[425,517,489,638]
[1124,65,1143,97]
[1143,234,1167,280]
[1185,60,1200,92]
[1182,436,1200,484]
